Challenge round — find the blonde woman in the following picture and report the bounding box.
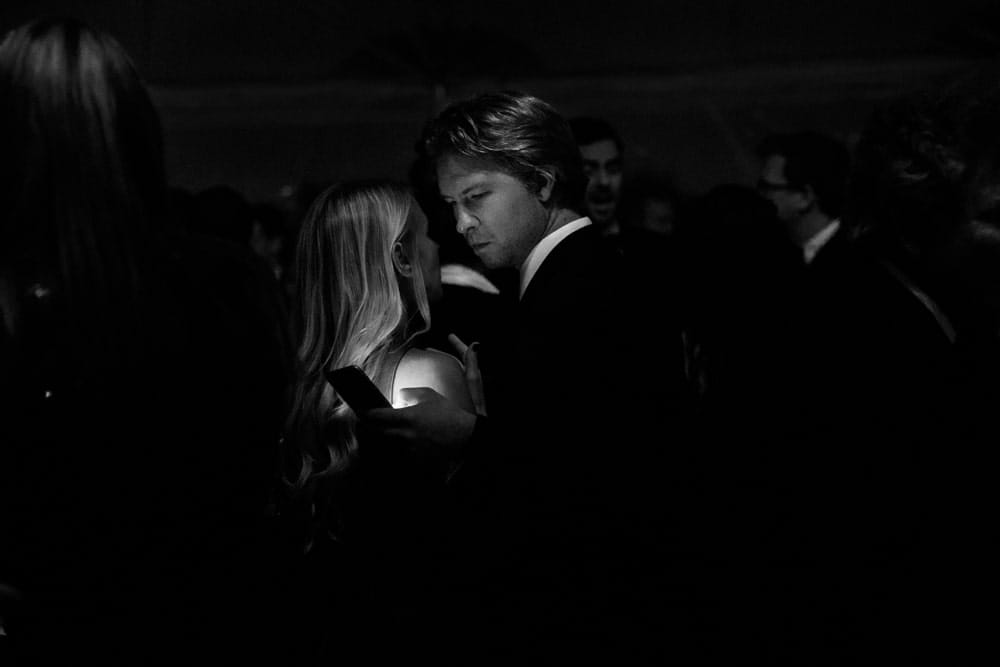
[284,179,474,546]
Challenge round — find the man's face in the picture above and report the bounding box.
[580,138,623,227]
[757,154,806,223]
[437,155,548,270]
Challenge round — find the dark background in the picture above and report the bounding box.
[3,0,998,204]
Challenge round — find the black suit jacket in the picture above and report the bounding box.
[445,224,694,663]
[0,232,293,665]
[750,235,973,664]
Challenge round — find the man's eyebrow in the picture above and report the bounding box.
[459,183,485,197]
[442,183,483,201]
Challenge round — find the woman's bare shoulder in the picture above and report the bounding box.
[394,347,472,409]
[397,347,463,382]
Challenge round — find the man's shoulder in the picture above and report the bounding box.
[538,224,620,275]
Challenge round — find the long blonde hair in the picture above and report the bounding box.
[285,180,431,499]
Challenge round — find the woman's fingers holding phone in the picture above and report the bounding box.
[362,387,476,460]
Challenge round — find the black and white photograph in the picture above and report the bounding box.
[1,1,997,664]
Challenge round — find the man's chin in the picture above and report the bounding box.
[473,247,502,270]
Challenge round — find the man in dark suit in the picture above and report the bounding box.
[750,92,997,664]
[364,91,692,665]
[756,130,851,267]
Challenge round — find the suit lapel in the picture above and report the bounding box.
[519,225,596,314]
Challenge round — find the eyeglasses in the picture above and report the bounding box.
[756,179,801,195]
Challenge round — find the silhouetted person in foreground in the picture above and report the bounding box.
[0,18,291,665]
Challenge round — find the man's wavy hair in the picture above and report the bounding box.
[418,90,586,212]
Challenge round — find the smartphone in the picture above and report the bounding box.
[325,365,392,413]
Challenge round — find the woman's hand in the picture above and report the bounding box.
[360,388,476,462]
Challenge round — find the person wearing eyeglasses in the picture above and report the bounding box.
[755,131,851,266]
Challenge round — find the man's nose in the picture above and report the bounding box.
[455,207,477,235]
[595,169,612,185]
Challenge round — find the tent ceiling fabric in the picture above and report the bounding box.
[2,0,997,199]
[1,0,997,85]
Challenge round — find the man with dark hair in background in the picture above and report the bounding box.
[570,115,680,313]
[569,116,625,236]
[756,130,851,266]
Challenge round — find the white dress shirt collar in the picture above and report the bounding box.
[803,218,841,264]
[519,217,591,299]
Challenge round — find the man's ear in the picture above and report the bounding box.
[536,169,556,204]
[392,241,413,277]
